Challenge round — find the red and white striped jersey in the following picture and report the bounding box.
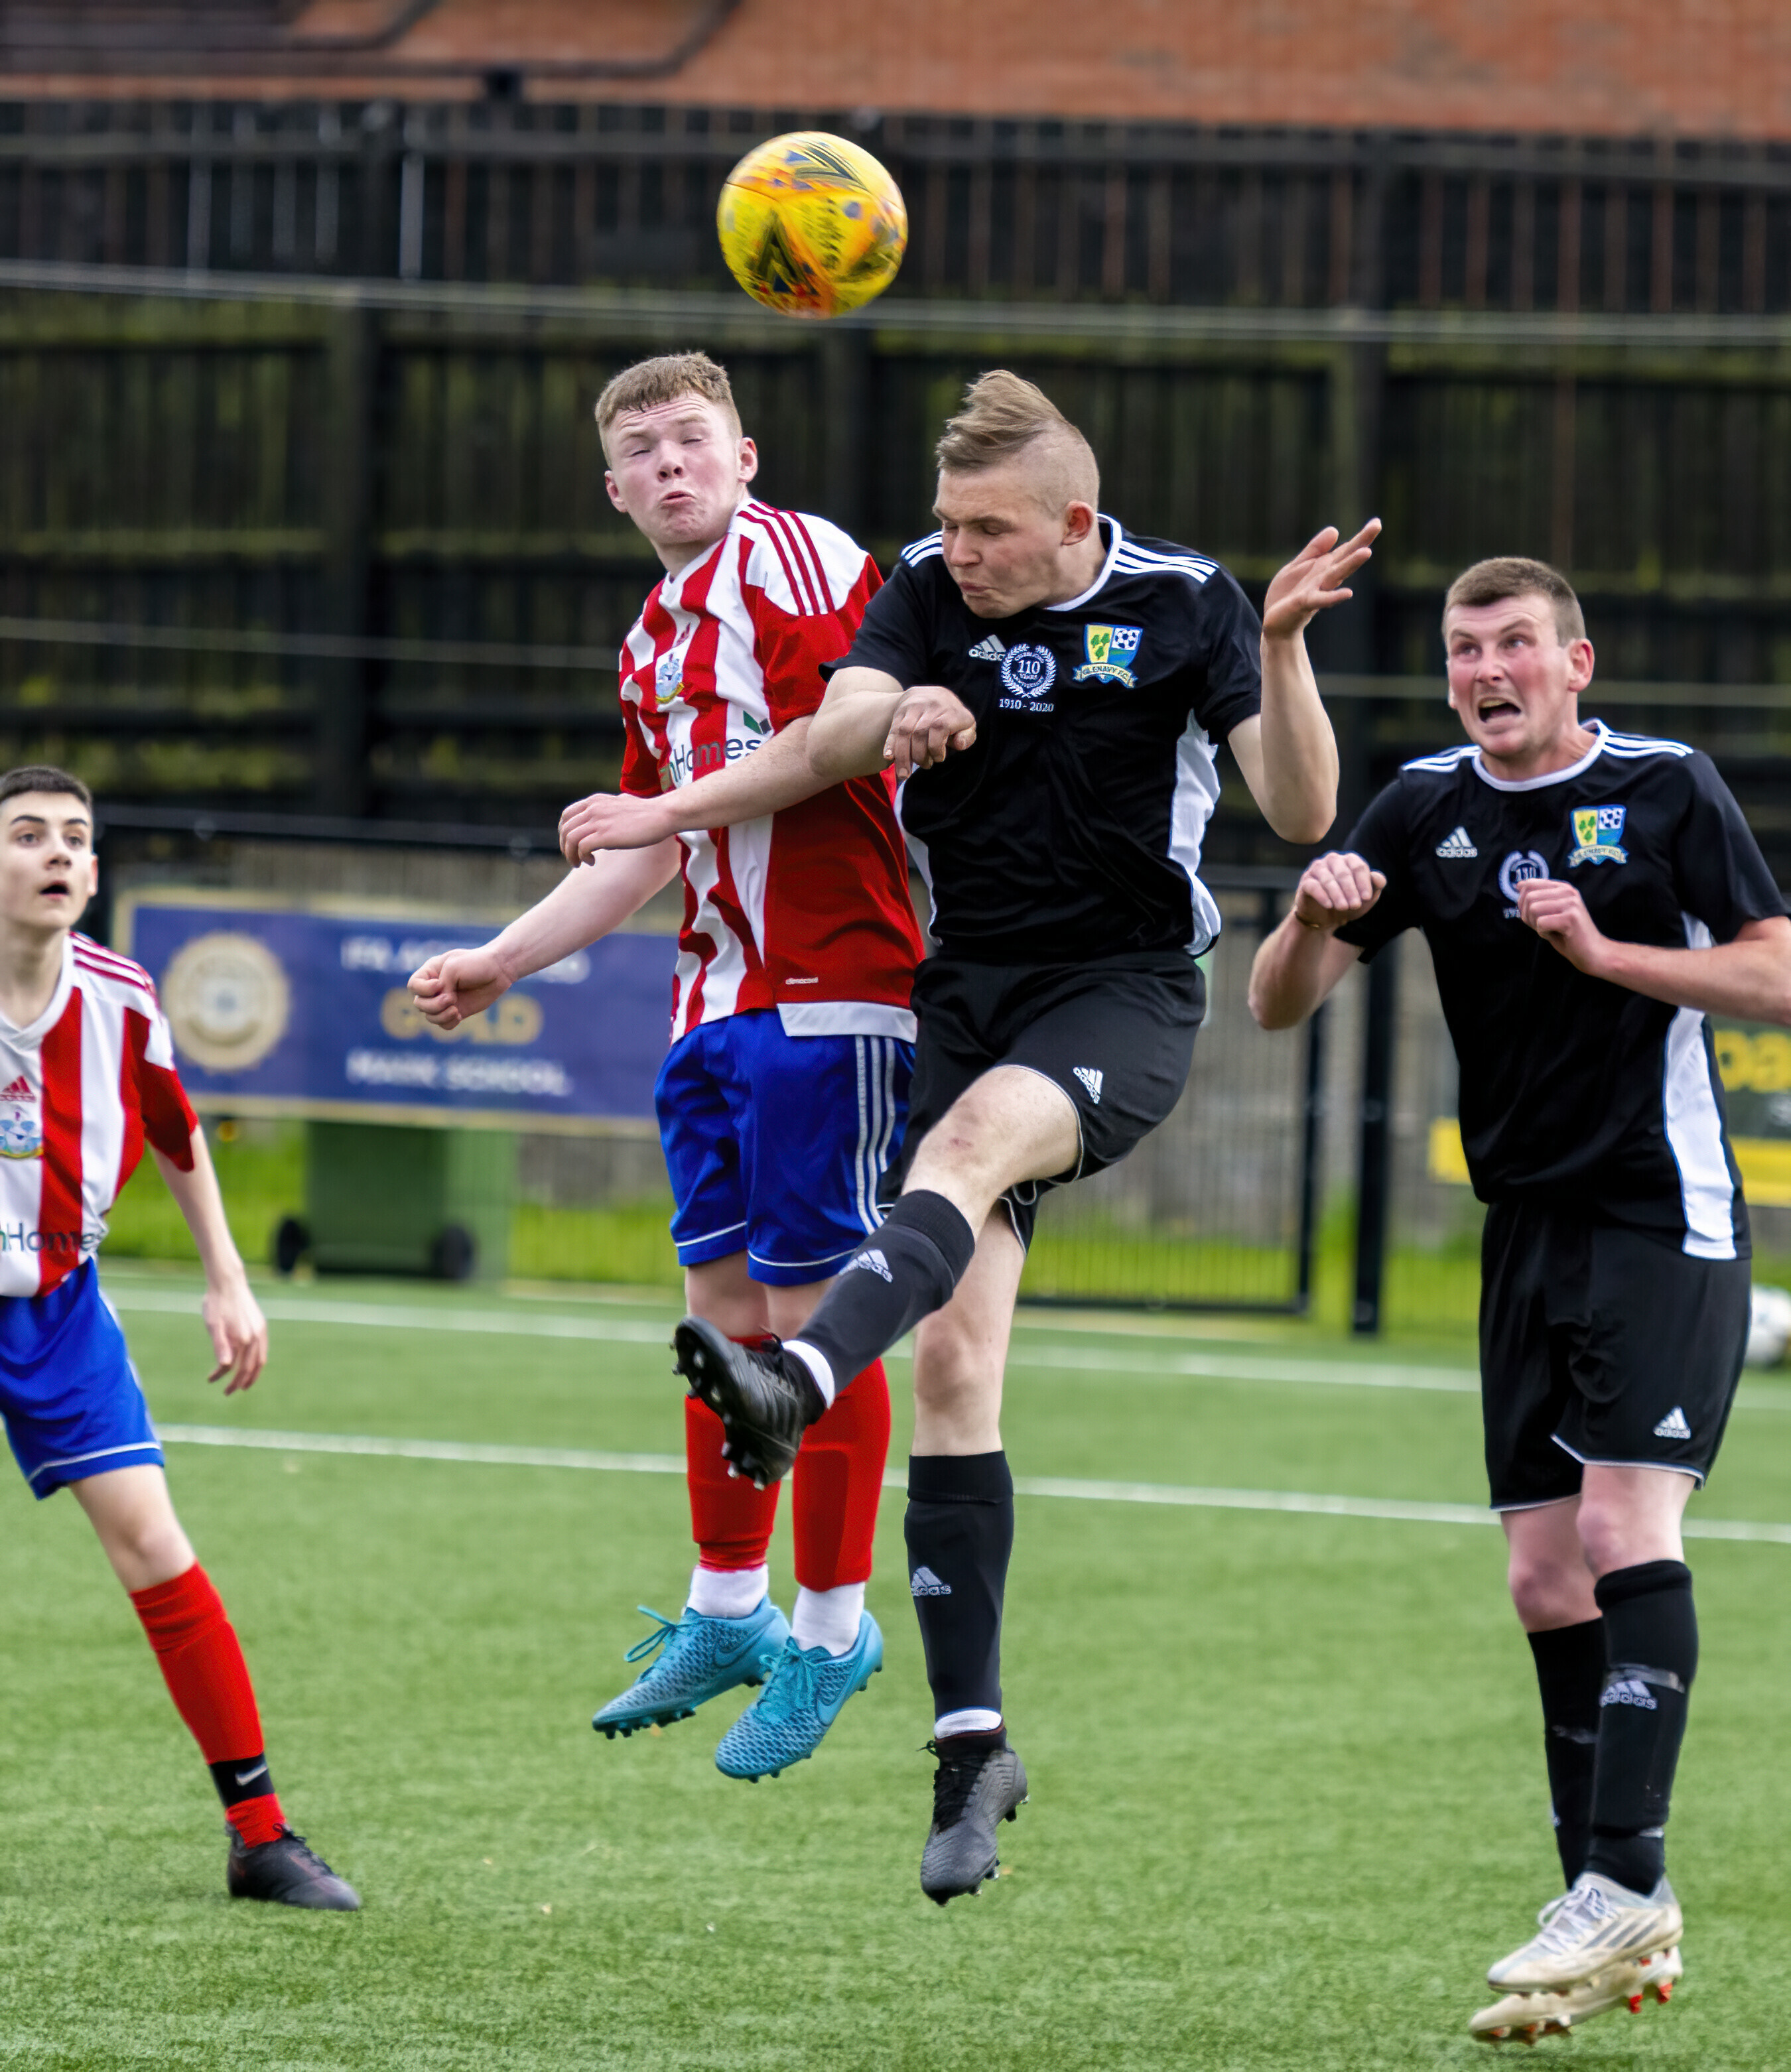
[618,499,922,1045]
[0,933,196,1298]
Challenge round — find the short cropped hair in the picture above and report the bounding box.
[0,765,92,814]
[1444,557,1586,646]
[935,370,1100,513]
[594,352,741,451]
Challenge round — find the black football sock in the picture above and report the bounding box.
[905,1452,1014,1725]
[1585,1559,1698,1895]
[788,1192,977,1393]
[1526,1619,1605,1886]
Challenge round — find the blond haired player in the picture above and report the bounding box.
[0,765,357,1910]
[411,354,921,1779]
[669,370,1374,1899]
[1248,558,1791,2040]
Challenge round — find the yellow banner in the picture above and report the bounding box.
[1427,1118,1791,1206]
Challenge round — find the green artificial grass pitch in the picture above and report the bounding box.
[2,1269,1790,2068]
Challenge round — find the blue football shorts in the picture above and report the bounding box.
[656,1012,913,1287]
[0,1260,163,1499]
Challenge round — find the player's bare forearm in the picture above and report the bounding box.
[1519,892,1791,1024]
[492,844,679,982]
[1248,850,1379,1028]
[154,1126,244,1285]
[1242,635,1341,842]
[809,665,905,781]
[1599,935,1791,1023]
[1235,519,1380,842]
[409,842,678,1031]
[153,1128,267,1392]
[1248,915,1361,1028]
[561,721,829,862]
[665,714,829,828]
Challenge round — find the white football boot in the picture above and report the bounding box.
[1470,1944,1682,2045]
[1487,1872,1682,1993]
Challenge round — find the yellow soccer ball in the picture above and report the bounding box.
[716,131,907,319]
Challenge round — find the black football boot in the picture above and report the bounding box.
[919,1738,1028,1905]
[671,1317,823,1487]
[227,1827,362,1911]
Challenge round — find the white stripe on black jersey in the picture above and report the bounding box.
[1340,720,1785,1255]
[830,516,1262,963]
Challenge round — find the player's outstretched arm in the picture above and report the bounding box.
[809,665,974,783]
[1232,519,1381,843]
[559,716,832,864]
[1516,885,1791,1025]
[1248,851,1382,1030]
[408,841,679,1031]
[153,1123,267,1393]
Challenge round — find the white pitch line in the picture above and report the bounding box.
[109,1287,1791,1409]
[163,1425,688,1475]
[107,1287,1481,1393]
[155,1424,1791,1544]
[109,1285,675,1344]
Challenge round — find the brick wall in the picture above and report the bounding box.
[6,0,1791,139]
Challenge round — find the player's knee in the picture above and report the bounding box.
[1506,1547,1589,1628]
[103,1516,192,1590]
[1573,1498,1663,1580]
[911,1317,996,1419]
[910,1106,998,1185]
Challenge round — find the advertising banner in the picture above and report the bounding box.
[115,891,675,1133]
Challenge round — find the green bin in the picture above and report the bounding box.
[277,1121,516,1282]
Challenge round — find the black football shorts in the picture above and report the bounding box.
[1479,1200,1750,1510]
[881,951,1206,1248]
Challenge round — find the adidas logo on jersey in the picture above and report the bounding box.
[1435,826,1479,858]
[848,1247,894,1282]
[909,1566,951,1596]
[1601,1676,1659,1712]
[1653,1405,1692,1440]
[0,1075,32,1102]
[1073,1066,1104,1104]
[967,634,1007,661]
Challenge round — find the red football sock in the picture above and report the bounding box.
[792,1358,892,1591]
[685,1386,780,1571]
[222,1795,287,1849]
[130,1563,287,1845]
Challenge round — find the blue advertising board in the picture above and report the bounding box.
[115,891,676,1133]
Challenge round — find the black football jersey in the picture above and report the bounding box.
[829,519,1263,963]
[1337,722,1787,1255]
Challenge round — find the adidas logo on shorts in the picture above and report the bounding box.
[1073,1065,1104,1104]
[1652,1405,1692,1439]
[909,1566,951,1596]
[1435,825,1479,859]
[848,1247,894,1282]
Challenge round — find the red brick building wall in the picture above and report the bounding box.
[7,0,1791,138]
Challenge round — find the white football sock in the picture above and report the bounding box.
[783,1338,836,1407]
[791,1582,865,1657]
[687,1563,769,1621]
[934,1707,1002,1738]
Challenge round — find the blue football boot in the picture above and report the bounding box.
[713,1612,884,1780]
[592,1599,790,1739]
